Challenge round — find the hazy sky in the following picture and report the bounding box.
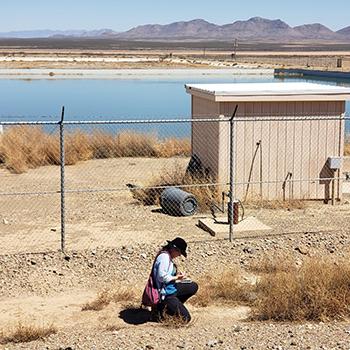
[1,0,349,32]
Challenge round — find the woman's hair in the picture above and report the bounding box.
[160,242,172,252]
[159,243,177,270]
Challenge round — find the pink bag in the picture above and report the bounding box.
[142,251,170,307]
[142,273,160,307]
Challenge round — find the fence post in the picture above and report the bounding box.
[229,105,238,242]
[59,106,66,253]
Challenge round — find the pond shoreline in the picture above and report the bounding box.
[0,67,274,80]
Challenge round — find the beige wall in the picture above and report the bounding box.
[192,95,221,178]
[192,99,345,201]
[343,58,350,70]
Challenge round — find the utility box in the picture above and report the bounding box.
[185,82,350,201]
[328,157,342,170]
[343,58,350,70]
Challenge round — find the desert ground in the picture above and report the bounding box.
[0,156,350,349]
[0,47,350,71]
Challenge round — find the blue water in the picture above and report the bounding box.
[0,75,275,119]
[0,74,349,137]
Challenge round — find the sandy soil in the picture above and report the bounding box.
[0,51,240,70]
[0,49,349,71]
[2,48,350,56]
[0,289,250,338]
[0,59,214,70]
[0,67,273,80]
[0,158,194,253]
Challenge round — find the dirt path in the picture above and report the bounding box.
[0,289,96,329]
[1,289,349,350]
[0,289,251,344]
[0,290,250,328]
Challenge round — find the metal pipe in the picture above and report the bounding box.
[282,172,293,201]
[233,200,239,225]
[244,140,261,202]
[229,105,238,242]
[259,141,263,198]
[331,177,336,206]
[59,106,65,253]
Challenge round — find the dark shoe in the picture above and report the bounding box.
[150,305,161,322]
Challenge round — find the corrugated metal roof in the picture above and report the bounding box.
[185,82,350,102]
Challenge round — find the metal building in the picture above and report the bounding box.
[185,82,350,201]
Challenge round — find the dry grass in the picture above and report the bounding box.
[104,324,124,332]
[191,268,255,307]
[345,142,350,156]
[253,256,350,321]
[131,162,221,211]
[0,126,57,173]
[192,256,350,322]
[248,254,296,274]
[84,256,350,322]
[0,322,57,344]
[160,312,194,328]
[82,286,140,311]
[157,138,191,157]
[244,194,306,210]
[133,168,307,212]
[82,290,111,311]
[0,126,191,173]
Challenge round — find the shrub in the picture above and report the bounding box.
[0,322,57,344]
[253,257,350,321]
[191,268,254,307]
[244,194,306,210]
[192,256,350,322]
[82,290,111,311]
[0,126,191,173]
[130,162,221,211]
[82,286,139,311]
[248,254,296,274]
[345,142,350,156]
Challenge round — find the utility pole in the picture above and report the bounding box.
[232,38,238,61]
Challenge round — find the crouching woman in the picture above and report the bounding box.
[152,237,198,322]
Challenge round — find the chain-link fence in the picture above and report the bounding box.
[0,113,349,254]
[0,121,61,254]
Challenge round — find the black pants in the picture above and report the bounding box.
[158,281,198,322]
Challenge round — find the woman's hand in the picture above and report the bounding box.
[176,273,185,280]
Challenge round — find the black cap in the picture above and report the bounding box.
[167,237,187,257]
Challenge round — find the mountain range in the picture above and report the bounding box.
[1,17,350,41]
[0,29,117,38]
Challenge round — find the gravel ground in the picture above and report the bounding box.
[1,223,350,350]
[3,321,350,350]
[1,223,350,297]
